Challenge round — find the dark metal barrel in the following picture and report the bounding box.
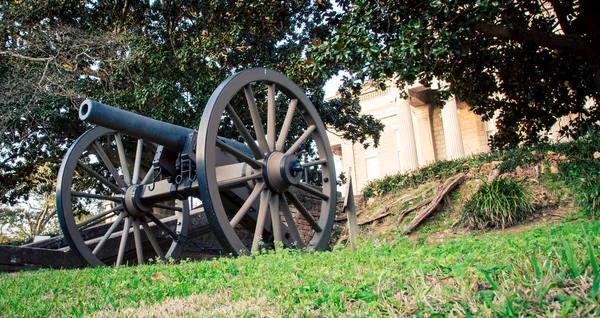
[79,99,195,150]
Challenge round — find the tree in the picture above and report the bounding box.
[0,193,58,244]
[0,0,382,204]
[310,0,600,147]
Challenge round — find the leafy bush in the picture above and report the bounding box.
[360,141,554,201]
[362,159,472,200]
[576,176,600,218]
[460,177,535,229]
[489,146,547,171]
[552,131,600,217]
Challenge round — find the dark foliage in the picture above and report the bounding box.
[0,0,382,203]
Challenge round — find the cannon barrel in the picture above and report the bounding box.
[79,99,195,150]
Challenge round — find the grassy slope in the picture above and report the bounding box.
[1,218,599,317]
[2,136,600,316]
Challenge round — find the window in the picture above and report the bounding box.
[364,139,379,180]
[366,157,379,180]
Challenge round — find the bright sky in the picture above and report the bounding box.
[323,72,348,98]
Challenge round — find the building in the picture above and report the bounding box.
[327,81,495,194]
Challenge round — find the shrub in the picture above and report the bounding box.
[460,177,535,229]
[362,159,470,201]
[576,176,600,218]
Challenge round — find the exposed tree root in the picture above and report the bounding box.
[356,174,465,231]
[395,197,434,225]
[357,189,431,226]
[404,174,465,234]
[335,174,465,244]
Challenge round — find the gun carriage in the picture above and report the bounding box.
[56,68,337,266]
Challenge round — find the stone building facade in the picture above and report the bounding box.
[327,82,495,194]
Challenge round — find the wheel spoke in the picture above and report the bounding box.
[92,141,127,188]
[153,203,183,212]
[226,104,264,159]
[72,191,122,202]
[284,125,316,156]
[279,194,305,249]
[140,218,165,260]
[140,165,154,185]
[76,162,124,194]
[79,207,122,231]
[293,182,330,201]
[251,190,271,252]
[116,216,132,267]
[78,204,121,229]
[218,173,263,189]
[285,192,322,233]
[269,193,282,246]
[301,159,327,168]
[132,139,144,184]
[230,182,266,228]
[132,219,144,264]
[216,139,262,169]
[79,215,112,231]
[146,213,179,240]
[114,133,132,185]
[276,99,297,151]
[244,85,269,153]
[267,84,276,151]
[92,212,126,255]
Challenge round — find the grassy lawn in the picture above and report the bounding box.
[2,134,599,316]
[1,217,599,317]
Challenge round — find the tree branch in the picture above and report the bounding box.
[0,51,53,62]
[547,0,578,34]
[475,22,594,60]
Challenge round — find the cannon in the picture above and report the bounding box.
[56,68,337,266]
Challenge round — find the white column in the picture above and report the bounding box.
[397,99,419,172]
[441,97,465,160]
[412,104,436,165]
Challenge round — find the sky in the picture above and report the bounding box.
[323,72,348,98]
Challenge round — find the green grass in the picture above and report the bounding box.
[361,159,473,200]
[575,176,600,218]
[2,132,599,316]
[1,219,600,317]
[361,131,600,206]
[460,177,535,230]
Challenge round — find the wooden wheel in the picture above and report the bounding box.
[56,126,189,266]
[196,68,336,255]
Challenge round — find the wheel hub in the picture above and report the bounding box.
[263,152,302,194]
[123,185,152,217]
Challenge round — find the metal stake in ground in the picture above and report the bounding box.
[344,170,359,250]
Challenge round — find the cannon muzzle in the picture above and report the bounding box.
[79,99,195,150]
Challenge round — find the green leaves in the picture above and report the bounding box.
[561,240,581,278]
[460,177,535,230]
[0,0,384,204]
[311,0,600,147]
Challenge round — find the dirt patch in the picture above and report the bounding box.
[94,290,277,317]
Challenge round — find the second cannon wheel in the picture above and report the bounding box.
[56,126,190,266]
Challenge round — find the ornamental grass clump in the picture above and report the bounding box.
[577,176,600,218]
[461,177,535,229]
